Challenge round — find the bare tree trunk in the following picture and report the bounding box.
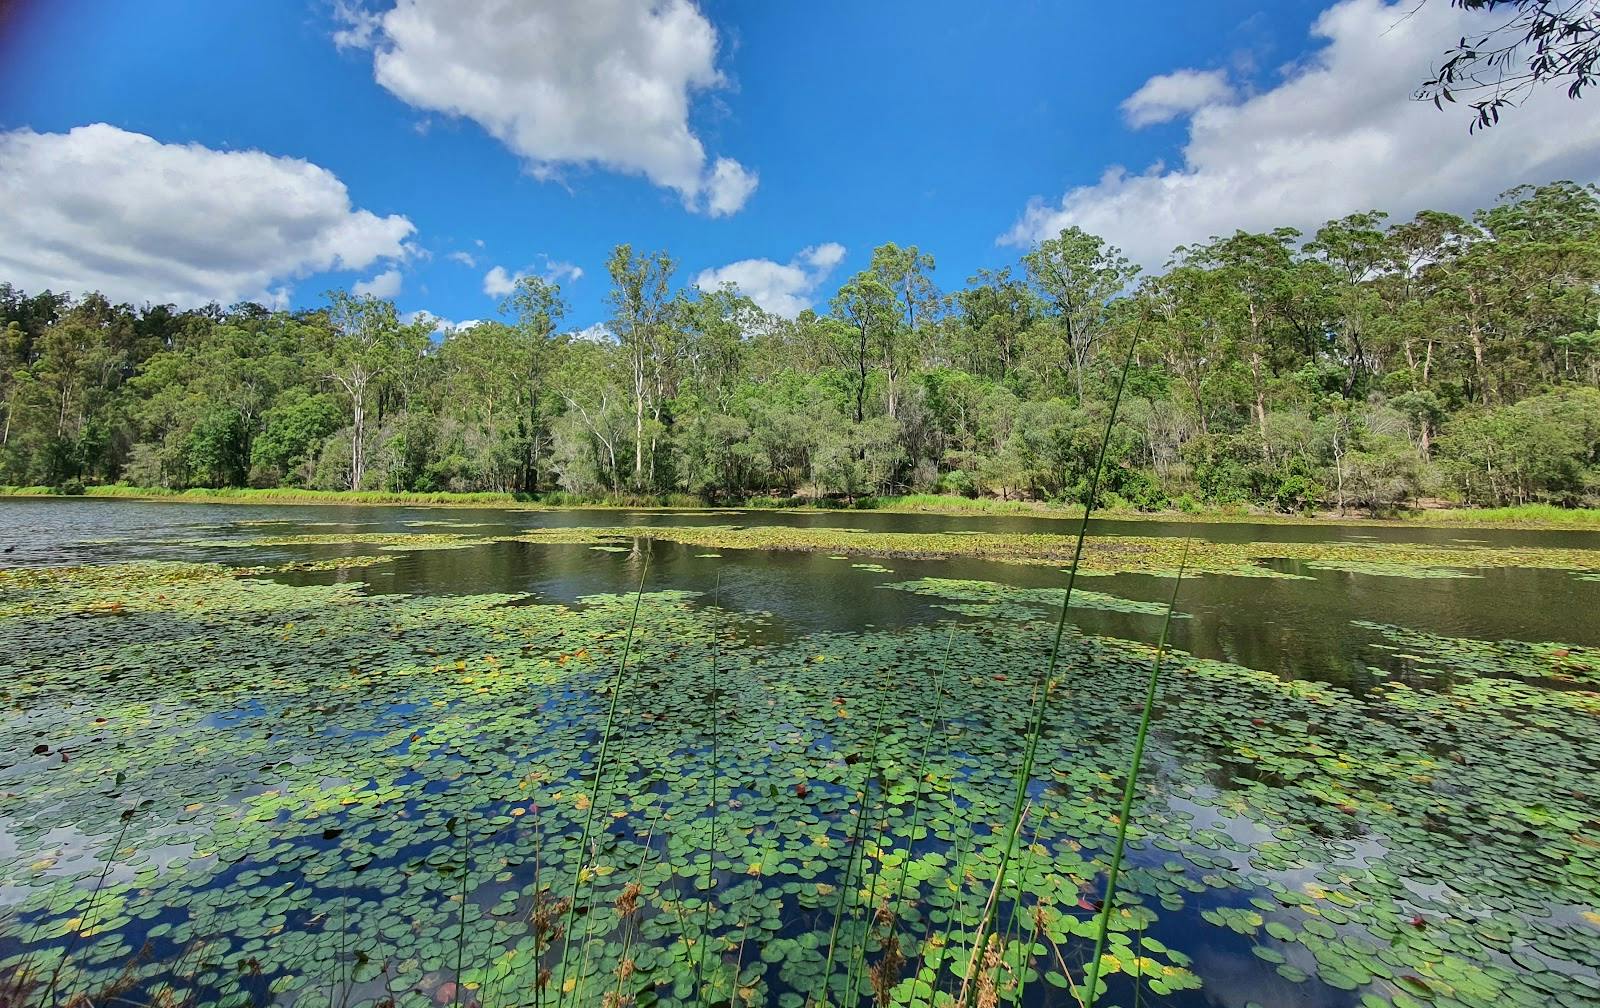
[632,358,646,488]
[350,397,365,489]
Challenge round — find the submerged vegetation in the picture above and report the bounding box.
[0,550,1596,1008]
[4,182,1600,515]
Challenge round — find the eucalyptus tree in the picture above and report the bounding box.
[318,291,431,490]
[951,267,1036,381]
[606,244,679,490]
[1021,226,1139,401]
[1306,212,1391,394]
[1416,0,1600,129]
[501,275,569,491]
[866,243,938,419]
[1180,228,1311,460]
[829,273,899,425]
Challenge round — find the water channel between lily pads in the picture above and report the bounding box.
[1,498,1597,1008]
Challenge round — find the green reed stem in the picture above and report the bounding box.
[889,633,952,918]
[816,712,884,1008]
[1005,817,1045,1004]
[697,571,723,1004]
[532,801,546,1008]
[844,794,892,1001]
[860,636,952,1000]
[1081,540,1189,1008]
[44,807,134,1008]
[610,807,661,1008]
[966,313,1146,1006]
[556,548,652,1005]
[453,815,469,1008]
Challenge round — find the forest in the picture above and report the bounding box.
[3,180,1598,514]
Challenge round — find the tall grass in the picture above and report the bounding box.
[965,315,1147,1002]
[1410,502,1600,526]
[1081,542,1189,1007]
[815,712,884,1008]
[697,571,724,1003]
[42,808,135,1007]
[554,549,652,1004]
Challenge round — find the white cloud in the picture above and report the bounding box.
[331,0,382,50]
[0,123,414,307]
[1121,68,1236,128]
[447,250,477,267]
[572,322,615,343]
[352,267,402,299]
[798,242,846,271]
[541,257,583,284]
[1002,0,1600,266]
[341,0,757,214]
[694,242,847,318]
[483,265,519,298]
[484,256,582,298]
[404,310,481,334]
[704,157,759,216]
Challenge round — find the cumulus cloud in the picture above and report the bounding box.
[542,257,583,284]
[483,256,583,299]
[694,242,847,318]
[447,250,477,267]
[404,310,481,335]
[571,322,615,343]
[483,265,519,298]
[339,0,757,214]
[0,123,414,307]
[331,0,382,50]
[798,242,846,271]
[1002,0,1600,266]
[352,267,402,299]
[1121,68,1236,128]
[704,158,759,217]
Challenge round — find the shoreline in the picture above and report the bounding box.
[2,485,1597,531]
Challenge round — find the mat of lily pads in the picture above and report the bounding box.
[198,525,1600,580]
[0,562,1597,1008]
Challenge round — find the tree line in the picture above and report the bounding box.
[3,181,1598,512]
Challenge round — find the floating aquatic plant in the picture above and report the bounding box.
[0,557,1595,1008]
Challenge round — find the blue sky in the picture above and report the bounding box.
[3,0,1598,333]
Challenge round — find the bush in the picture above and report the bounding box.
[937,469,978,498]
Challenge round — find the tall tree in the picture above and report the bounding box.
[606,244,677,490]
[318,291,428,490]
[1021,227,1139,401]
[866,243,938,419]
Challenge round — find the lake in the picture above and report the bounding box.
[1,498,1597,1008]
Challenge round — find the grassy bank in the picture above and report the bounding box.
[1405,503,1600,527]
[857,493,1600,529]
[5,484,1600,529]
[0,485,539,507]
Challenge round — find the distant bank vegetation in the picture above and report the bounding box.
[3,182,1598,516]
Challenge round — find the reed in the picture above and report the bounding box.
[965,313,1146,1004]
[857,633,952,1004]
[1080,541,1190,1007]
[452,814,470,1008]
[555,549,652,1004]
[814,712,884,1008]
[697,572,724,1003]
[43,807,135,1008]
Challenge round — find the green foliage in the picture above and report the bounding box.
[2,183,1599,511]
